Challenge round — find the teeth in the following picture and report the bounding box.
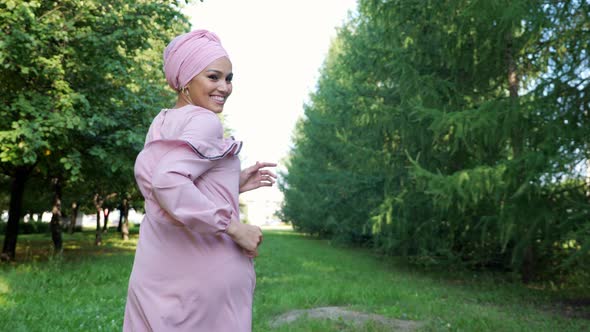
[211,96,225,102]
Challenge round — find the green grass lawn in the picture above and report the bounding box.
[0,229,588,331]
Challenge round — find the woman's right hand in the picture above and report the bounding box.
[225,220,263,257]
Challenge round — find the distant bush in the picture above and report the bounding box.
[0,222,51,234]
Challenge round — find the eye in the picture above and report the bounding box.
[207,74,219,81]
[226,74,233,83]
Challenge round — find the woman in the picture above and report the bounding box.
[124,30,276,331]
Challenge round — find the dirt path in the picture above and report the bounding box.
[270,306,423,330]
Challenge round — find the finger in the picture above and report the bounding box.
[247,162,264,172]
[258,170,278,178]
[255,161,277,169]
[243,249,257,258]
[245,165,258,174]
[243,245,257,254]
[249,249,259,257]
[259,176,275,184]
[259,173,276,181]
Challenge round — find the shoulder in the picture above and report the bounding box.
[182,106,223,139]
[144,110,166,143]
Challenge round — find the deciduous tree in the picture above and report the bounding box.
[0,0,189,260]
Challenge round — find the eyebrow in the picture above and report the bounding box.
[206,69,232,75]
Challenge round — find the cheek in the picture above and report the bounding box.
[188,80,206,97]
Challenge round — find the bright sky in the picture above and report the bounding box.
[183,0,357,167]
[182,0,357,215]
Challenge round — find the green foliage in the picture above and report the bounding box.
[0,0,188,186]
[281,0,590,281]
[0,221,50,235]
[0,1,191,255]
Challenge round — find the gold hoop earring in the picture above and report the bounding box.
[181,86,194,105]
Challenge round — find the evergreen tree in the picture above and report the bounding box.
[282,0,590,281]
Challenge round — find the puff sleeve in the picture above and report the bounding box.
[149,111,241,234]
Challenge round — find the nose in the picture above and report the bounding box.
[218,81,229,93]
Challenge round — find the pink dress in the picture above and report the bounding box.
[124,105,255,332]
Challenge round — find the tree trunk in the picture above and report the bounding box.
[69,201,79,234]
[1,167,29,261]
[117,204,123,233]
[120,198,130,241]
[521,245,536,284]
[506,32,535,283]
[102,208,110,233]
[94,193,103,246]
[50,177,63,253]
[505,32,522,158]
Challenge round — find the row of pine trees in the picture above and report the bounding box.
[280,0,590,282]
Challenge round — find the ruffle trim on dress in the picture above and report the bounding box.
[144,136,242,161]
[184,136,243,160]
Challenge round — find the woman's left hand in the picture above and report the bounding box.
[239,161,277,193]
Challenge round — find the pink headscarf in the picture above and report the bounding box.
[163,30,229,91]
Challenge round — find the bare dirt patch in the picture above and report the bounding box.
[270,306,423,331]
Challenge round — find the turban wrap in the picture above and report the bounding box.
[163,30,229,91]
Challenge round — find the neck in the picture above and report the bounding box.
[173,94,189,109]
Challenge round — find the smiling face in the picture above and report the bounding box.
[183,56,233,113]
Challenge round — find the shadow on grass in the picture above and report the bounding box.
[9,229,139,264]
